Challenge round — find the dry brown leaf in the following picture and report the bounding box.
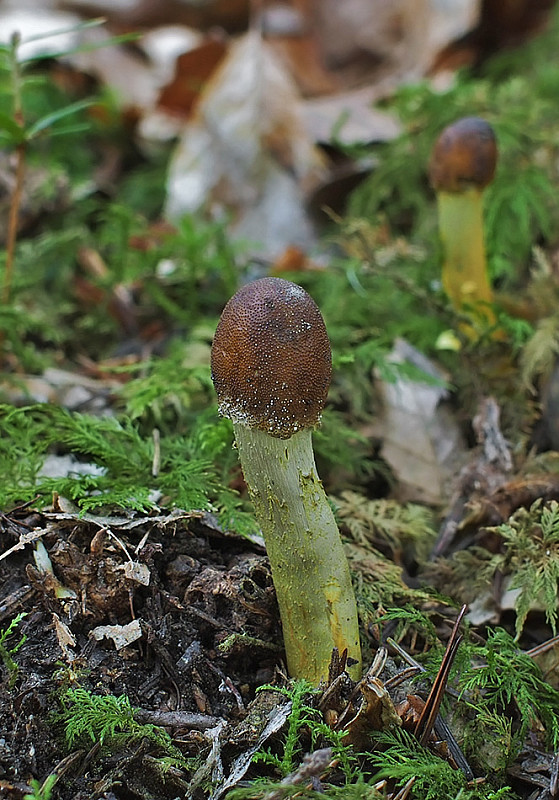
[165,30,327,257]
[342,677,401,749]
[263,1,342,99]
[52,613,77,662]
[157,38,228,117]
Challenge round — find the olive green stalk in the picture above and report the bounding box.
[234,424,361,684]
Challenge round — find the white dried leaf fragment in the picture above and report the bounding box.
[92,619,143,650]
[121,561,151,586]
[165,31,326,257]
[375,338,466,505]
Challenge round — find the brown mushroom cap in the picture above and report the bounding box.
[429,117,497,193]
[211,277,332,439]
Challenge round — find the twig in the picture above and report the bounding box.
[550,750,559,798]
[526,633,559,659]
[133,708,221,731]
[3,143,25,306]
[386,612,474,780]
[414,605,466,745]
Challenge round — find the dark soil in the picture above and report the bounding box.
[1,491,557,800]
[0,505,289,799]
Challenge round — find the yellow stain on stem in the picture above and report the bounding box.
[436,187,507,341]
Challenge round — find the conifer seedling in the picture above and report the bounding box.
[429,116,498,333]
[211,277,362,684]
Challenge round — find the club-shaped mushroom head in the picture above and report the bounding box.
[429,117,498,333]
[211,277,361,684]
[429,116,497,195]
[211,277,332,439]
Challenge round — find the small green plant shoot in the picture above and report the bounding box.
[23,774,57,800]
[0,612,26,687]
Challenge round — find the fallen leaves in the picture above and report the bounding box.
[374,339,466,506]
[164,30,327,256]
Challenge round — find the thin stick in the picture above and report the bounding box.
[3,144,25,306]
[414,605,467,746]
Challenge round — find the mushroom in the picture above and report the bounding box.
[211,277,361,684]
[429,116,498,332]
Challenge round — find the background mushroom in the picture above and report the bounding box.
[429,116,498,333]
[211,277,362,684]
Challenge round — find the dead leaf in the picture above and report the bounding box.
[92,619,143,650]
[464,476,559,530]
[343,677,401,749]
[433,397,513,557]
[211,699,292,800]
[69,26,161,111]
[0,9,82,60]
[52,613,76,661]
[157,38,228,117]
[265,6,342,98]
[270,245,326,275]
[308,0,480,85]
[165,30,327,257]
[302,88,402,146]
[141,25,204,84]
[121,560,151,585]
[263,748,334,800]
[374,339,466,505]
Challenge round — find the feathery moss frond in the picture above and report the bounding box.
[459,627,559,749]
[0,403,245,523]
[370,728,465,800]
[491,500,559,636]
[58,686,189,767]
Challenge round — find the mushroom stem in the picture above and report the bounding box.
[234,424,361,684]
[436,186,495,325]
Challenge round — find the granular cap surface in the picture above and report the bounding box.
[211,277,332,439]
